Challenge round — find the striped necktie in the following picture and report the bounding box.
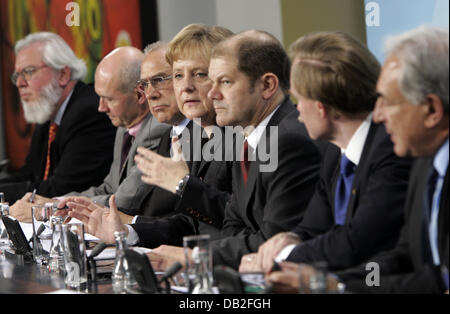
[43,123,58,181]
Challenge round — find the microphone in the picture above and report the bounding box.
[158,262,183,284]
[88,242,108,260]
[28,224,46,243]
[87,242,108,293]
[158,262,183,294]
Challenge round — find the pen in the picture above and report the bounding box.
[30,189,37,203]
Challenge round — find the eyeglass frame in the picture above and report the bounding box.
[137,75,173,93]
[11,65,49,85]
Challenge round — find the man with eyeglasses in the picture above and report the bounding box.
[10,46,171,223]
[59,42,193,229]
[0,32,116,216]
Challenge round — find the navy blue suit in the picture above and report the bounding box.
[287,122,412,270]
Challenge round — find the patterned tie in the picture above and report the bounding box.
[334,154,356,225]
[43,123,58,181]
[241,140,251,184]
[120,131,134,169]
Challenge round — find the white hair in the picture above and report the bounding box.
[385,25,449,113]
[15,32,87,81]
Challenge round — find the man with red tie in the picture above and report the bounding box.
[200,30,321,269]
[0,32,115,218]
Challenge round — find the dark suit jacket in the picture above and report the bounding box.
[287,122,412,270]
[337,158,449,293]
[0,82,116,203]
[122,125,181,218]
[131,126,233,247]
[211,97,322,269]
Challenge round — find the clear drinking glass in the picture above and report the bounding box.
[183,234,214,294]
[61,223,88,292]
[47,215,65,273]
[298,261,329,294]
[32,203,54,240]
[0,204,11,250]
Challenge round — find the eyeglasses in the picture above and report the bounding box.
[137,75,172,93]
[11,65,49,85]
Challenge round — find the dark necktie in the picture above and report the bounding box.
[421,166,438,264]
[43,123,58,181]
[120,131,134,169]
[241,140,251,184]
[334,154,356,225]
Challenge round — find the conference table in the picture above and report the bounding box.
[0,248,115,294]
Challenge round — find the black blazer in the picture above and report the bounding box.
[0,82,116,203]
[338,158,449,293]
[131,126,233,247]
[287,122,412,270]
[123,126,182,218]
[211,97,322,269]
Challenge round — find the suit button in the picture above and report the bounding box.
[207,219,213,225]
[199,177,204,181]
[187,208,194,214]
[352,188,357,195]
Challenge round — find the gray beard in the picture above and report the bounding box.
[21,78,64,124]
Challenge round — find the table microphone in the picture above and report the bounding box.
[88,242,108,260]
[158,262,183,294]
[87,242,108,293]
[28,224,46,243]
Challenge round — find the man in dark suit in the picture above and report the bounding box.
[192,30,321,270]
[8,47,170,222]
[334,26,449,293]
[241,31,412,273]
[267,26,448,294]
[0,32,115,220]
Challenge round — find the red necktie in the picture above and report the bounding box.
[241,140,250,184]
[43,123,58,181]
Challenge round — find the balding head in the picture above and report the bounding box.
[95,47,149,128]
[212,30,290,93]
[96,47,144,94]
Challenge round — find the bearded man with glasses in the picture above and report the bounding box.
[0,32,116,216]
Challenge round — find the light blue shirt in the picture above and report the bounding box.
[429,138,449,266]
[53,88,74,126]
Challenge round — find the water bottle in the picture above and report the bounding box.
[111,231,138,294]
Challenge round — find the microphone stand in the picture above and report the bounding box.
[87,242,107,293]
[158,262,183,294]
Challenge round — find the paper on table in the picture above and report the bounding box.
[86,246,152,261]
[19,218,100,243]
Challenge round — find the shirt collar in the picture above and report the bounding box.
[127,115,147,137]
[246,105,280,152]
[53,88,74,126]
[433,138,449,178]
[171,118,190,137]
[341,113,372,166]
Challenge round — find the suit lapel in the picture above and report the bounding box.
[243,97,295,214]
[344,122,378,222]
